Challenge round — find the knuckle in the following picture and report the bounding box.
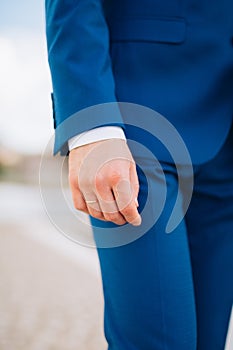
[79,175,90,185]
[95,173,104,186]
[109,170,121,180]
[79,179,92,191]
[75,203,86,212]
[121,205,135,218]
[104,213,119,222]
[73,199,86,211]
[92,210,103,219]
[109,171,122,185]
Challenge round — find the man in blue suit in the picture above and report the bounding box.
[45,1,233,349]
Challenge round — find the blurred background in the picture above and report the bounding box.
[0,1,107,349]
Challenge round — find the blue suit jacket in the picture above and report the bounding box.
[46,0,233,163]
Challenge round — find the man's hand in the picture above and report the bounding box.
[68,139,141,226]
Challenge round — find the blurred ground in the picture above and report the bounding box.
[0,181,107,350]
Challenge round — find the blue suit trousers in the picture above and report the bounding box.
[91,124,233,350]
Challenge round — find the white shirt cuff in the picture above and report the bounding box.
[68,126,126,151]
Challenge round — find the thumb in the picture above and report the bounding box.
[130,162,140,208]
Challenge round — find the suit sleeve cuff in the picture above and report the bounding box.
[68,126,126,151]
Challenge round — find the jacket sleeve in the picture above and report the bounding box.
[45,0,124,155]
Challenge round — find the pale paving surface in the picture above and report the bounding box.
[0,183,107,350]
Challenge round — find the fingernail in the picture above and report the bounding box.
[135,197,139,207]
[131,215,142,226]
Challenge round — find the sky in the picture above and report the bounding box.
[0,1,53,154]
